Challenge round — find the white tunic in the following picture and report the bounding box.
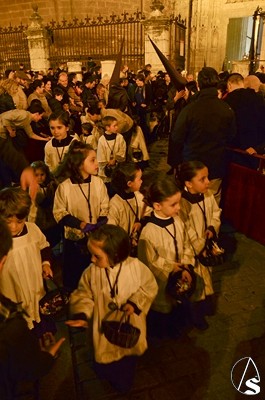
[97,133,126,182]
[53,176,109,240]
[70,257,158,364]
[179,190,221,300]
[138,215,194,313]
[107,191,152,235]
[0,222,49,329]
[44,134,79,173]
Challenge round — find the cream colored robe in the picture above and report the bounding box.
[97,133,126,182]
[138,215,194,313]
[0,222,48,329]
[179,190,221,301]
[53,175,109,241]
[107,191,152,236]
[44,134,79,173]
[70,257,158,363]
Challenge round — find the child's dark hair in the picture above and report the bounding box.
[53,87,64,97]
[81,122,93,135]
[89,224,130,265]
[27,102,45,114]
[48,111,70,127]
[54,140,94,183]
[0,187,31,219]
[178,161,207,188]
[0,218,12,260]
[145,174,182,207]
[111,162,141,193]
[30,160,53,184]
[102,116,117,129]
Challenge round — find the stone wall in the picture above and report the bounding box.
[174,0,265,75]
[0,0,173,27]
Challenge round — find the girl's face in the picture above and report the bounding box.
[35,168,46,185]
[6,216,26,237]
[49,118,69,141]
[79,150,98,178]
[154,191,181,218]
[88,239,110,269]
[186,167,209,194]
[127,169,142,192]
[45,81,52,91]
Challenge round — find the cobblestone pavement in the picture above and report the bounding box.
[40,139,265,400]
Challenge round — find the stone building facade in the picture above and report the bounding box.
[0,0,173,27]
[1,0,265,75]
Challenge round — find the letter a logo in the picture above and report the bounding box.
[231,357,260,395]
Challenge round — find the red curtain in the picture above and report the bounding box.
[223,163,265,246]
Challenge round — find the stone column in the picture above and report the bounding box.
[142,0,170,73]
[25,5,50,73]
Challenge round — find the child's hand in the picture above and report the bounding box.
[42,263,53,279]
[65,320,88,328]
[122,303,134,316]
[108,159,116,166]
[39,332,65,358]
[205,229,214,239]
[132,222,141,233]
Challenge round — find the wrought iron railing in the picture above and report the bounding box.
[0,24,30,73]
[46,11,145,72]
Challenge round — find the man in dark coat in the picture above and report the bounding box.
[0,218,65,400]
[225,72,265,169]
[107,78,130,113]
[171,67,236,204]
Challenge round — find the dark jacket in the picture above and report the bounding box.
[0,294,54,400]
[171,87,236,179]
[225,88,265,151]
[107,84,130,112]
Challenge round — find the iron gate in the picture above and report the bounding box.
[46,11,145,72]
[0,24,30,74]
[0,12,186,75]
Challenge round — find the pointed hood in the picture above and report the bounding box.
[109,39,125,86]
[149,36,187,90]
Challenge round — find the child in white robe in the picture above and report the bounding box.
[178,160,221,329]
[97,116,126,185]
[53,140,109,290]
[108,162,152,256]
[66,224,158,393]
[138,175,194,338]
[44,111,79,173]
[0,187,53,332]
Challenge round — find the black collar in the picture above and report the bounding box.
[70,175,91,184]
[117,191,135,200]
[182,190,204,204]
[52,135,73,147]
[104,133,117,141]
[149,212,174,227]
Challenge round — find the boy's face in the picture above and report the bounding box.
[55,94,63,102]
[89,113,100,122]
[6,216,26,237]
[106,121,118,134]
[34,168,46,185]
[31,112,43,122]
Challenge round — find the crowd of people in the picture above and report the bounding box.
[0,60,265,398]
